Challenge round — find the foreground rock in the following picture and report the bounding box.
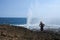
[0,24,60,40]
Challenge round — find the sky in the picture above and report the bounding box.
[31,0,60,18]
[0,0,60,25]
[0,0,60,18]
[0,0,31,17]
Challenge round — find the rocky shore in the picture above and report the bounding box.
[0,24,60,40]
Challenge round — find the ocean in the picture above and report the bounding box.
[0,17,60,31]
[0,18,27,25]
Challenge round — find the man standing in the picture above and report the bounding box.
[39,21,45,31]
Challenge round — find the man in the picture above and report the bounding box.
[39,21,45,31]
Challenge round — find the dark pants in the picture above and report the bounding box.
[41,26,43,31]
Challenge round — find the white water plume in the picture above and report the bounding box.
[15,0,60,30]
[27,3,33,28]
